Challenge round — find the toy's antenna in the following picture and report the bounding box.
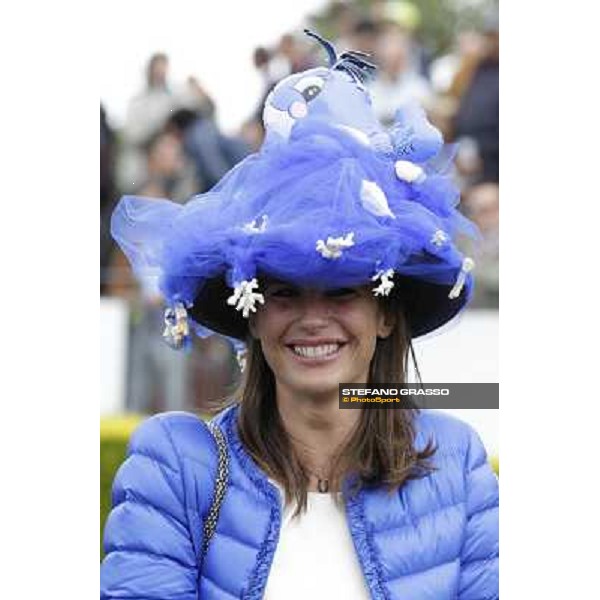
[304,28,377,84]
[304,28,337,66]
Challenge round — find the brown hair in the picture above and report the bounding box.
[234,296,436,515]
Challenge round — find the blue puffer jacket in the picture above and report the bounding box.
[101,405,499,599]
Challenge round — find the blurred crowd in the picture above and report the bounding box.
[100,0,499,414]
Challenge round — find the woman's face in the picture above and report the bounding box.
[250,280,394,398]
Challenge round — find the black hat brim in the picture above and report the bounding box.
[188,275,470,341]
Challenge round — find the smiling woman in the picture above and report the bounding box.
[101,30,498,600]
[237,281,435,515]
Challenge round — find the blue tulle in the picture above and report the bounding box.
[112,35,479,345]
[112,118,475,310]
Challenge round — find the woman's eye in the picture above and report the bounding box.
[269,287,298,298]
[301,85,322,102]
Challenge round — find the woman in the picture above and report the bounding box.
[101,31,498,599]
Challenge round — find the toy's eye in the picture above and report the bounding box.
[294,76,325,103]
[302,85,322,101]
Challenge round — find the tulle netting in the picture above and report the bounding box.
[111,117,477,322]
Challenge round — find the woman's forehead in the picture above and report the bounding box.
[260,276,370,293]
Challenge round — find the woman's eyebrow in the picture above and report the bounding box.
[260,275,286,285]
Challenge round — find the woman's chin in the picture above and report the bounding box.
[283,367,356,400]
[267,343,369,399]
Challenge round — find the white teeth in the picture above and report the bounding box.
[292,344,340,358]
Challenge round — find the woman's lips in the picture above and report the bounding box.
[284,341,347,365]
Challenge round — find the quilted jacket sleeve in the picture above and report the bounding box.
[458,426,499,600]
[101,413,200,600]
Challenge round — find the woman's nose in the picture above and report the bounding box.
[297,295,332,328]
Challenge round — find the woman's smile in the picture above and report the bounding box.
[285,339,347,363]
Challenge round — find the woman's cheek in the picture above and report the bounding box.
[339,302,378,332]
[264,297,295,316]
[258,303,294,338]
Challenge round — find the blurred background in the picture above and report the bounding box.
[100,0,499,550]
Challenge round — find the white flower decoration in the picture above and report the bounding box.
[431,229,449,247]
[236,348,248,372]
[162,302,190,349]
[360,180,395,219]
[242,214,269,234]
[448,257,475,299]
[227,278,265,318]
[316,232,355,259]
[394,160,426,184]
[371,268,395,297]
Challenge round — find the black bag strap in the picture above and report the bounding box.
[200,421,229,563]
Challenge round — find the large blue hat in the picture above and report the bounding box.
[111,30,477,347]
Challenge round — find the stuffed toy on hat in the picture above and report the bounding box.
[111,30,478,351]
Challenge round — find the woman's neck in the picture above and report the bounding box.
[275,383,362,489]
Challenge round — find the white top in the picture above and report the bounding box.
[263,488,370,599]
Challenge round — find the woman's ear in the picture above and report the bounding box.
[248,314,259,340]
[376,307,396,339]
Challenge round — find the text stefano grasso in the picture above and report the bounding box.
[341,388,450,396]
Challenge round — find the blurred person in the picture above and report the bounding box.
[247,46,281,152]
[124,262,192,415]
[376,0,432,76]
[139,130,199,201]
[252,45,278,95]
[186,75,216,117]
[275,32,317,77]
[431,30,486,97]
[128,132,197,413]
[124,55,214,145]
[104,237,193,415]
[454,136,485,189]
[106,132,198,414]
[269,33,314,91]
[426,31,487,140]
[451,14,499,184]
[117,52,213,192]
[102,31,498,599]
[326,0,360,51]
[123,53,172,147]
[166,108,251,193]
[461,182,499,309]
[369,28,433,126]
[249,46,278,142]
[347,17,381,56]
[100,104,118,294]
[239,117,265,152]
[254,46,272,77]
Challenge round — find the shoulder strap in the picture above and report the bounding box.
[200,421,230,563]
